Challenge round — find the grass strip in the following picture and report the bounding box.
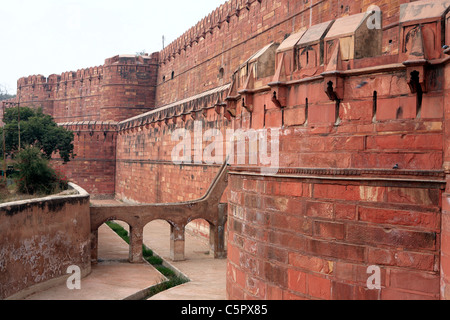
[105,221,189,299]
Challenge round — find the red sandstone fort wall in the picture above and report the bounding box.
[155,0,411,108]
[115,87,231,203]
[52,122,118,199]
[9,54,158,198]
[441,38,450,301]
[227,175,442,299]
[50,68,104,122]
[140,0,447,300]
[12,53,158,124]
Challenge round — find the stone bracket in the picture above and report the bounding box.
[404,63,428,94]
[322,73,344,101]
[268,82,288,109]
[238,90,254,113]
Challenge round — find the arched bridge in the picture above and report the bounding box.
[90,161,229,263]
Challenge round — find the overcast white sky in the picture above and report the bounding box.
[0,0,226,93]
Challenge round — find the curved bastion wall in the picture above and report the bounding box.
[114,0,450,299]
[0,183,91,300]
[4,53,159,124]
[52,121,118,199]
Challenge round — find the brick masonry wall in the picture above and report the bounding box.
[115,116,230,204]
[227,174,442,300]
[13,54,158,124]
[156,0,416,107]
[52,122,118,198]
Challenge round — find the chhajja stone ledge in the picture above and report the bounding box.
[58,121,119,132]
[118,84,231,131]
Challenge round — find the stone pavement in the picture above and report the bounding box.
[21,199,227,300]
[140,220,227,300]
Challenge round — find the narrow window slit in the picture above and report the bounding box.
[372,91,377,122]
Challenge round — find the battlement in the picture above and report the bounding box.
[17,75,47,87]
[158,0,409,67]
[60,67,103,82]
[12,53,159,123]
[16,52,159,90]
[18,66,104,87]
[160,0,260,64]
[59,121,119,132]
[105,52,159,66]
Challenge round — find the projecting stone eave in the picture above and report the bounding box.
[118,83,231,130]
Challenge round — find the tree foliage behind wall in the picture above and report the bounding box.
[1,107,75,163]
[15,146,69,195]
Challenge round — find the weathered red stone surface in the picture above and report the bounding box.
[52,122,118,199]
[227,174,442,300]
[0,184,91,300]
[2,53,158,124]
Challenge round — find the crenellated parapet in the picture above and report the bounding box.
[13,53,159,123]
[15,65,105,118]
[18,66,104,91]
[159,0,262,65]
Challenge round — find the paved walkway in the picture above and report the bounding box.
[139,220,227,300]
[22,200,227,300]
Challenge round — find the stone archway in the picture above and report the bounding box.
[97,220,131,262]
[90,161,229,263]
[90,216,143,264]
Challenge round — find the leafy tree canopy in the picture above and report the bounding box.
[15,146,69,195]
[1,107,75,163]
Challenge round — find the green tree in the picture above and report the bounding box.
[1,107,75,163]
[15,146,68,195]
